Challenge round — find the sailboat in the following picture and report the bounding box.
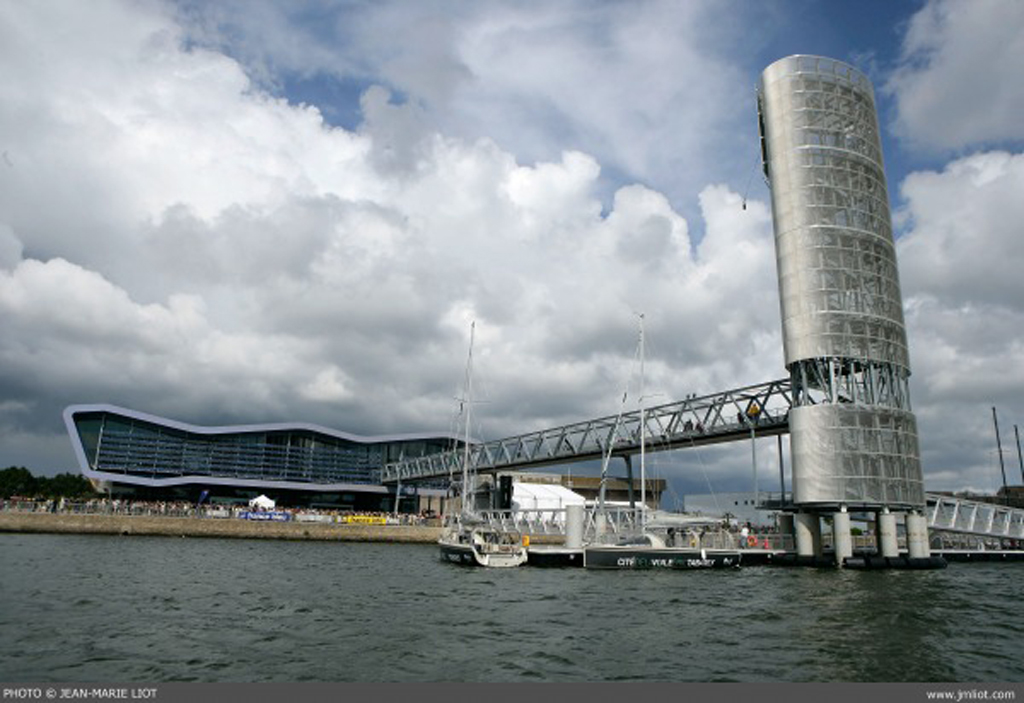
[438,512,529,568]
[438,322,528,568]
[583,315,741,570]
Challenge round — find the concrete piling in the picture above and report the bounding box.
[906,511,931,559]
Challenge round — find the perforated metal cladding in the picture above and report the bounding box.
[759,55,910,370]
[790,405,924,506]
[760,56,924,510]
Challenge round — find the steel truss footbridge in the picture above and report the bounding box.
[382,378,793,484]
[382,376,1024,545]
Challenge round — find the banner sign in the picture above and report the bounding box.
[238,511,291,522]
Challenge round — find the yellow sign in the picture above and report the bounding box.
[341,515,387,525]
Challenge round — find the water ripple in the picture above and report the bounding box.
[1,534,1022,682]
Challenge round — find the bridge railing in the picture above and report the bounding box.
[926,494,1024,539]
[383,378,793,483]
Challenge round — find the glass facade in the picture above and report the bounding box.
[67,406,457,491]
[759,55,924,509]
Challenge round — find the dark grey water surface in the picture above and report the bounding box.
[1,534,1021,682]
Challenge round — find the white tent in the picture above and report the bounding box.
[512,483,585,523]
[249,494,275,510]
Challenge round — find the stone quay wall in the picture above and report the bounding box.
[0,512,443,543]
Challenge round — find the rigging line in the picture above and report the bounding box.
[665,480,684,513]
[467,375,493,448]
[598,318,645,508]
[632,312,664,405]
[653,449,685,514]
[447,397,465,487]
[687,433,722,516]
[647,440,677,511]
[446,384,464,452]
[741,149,761,211]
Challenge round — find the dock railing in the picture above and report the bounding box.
[474,506,793,550]
[926,494,1024,540]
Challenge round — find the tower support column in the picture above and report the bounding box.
[832,507,853,565]
[794,511,821,557]
[878,509,899,558]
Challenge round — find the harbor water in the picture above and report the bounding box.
[1,533,1021,682]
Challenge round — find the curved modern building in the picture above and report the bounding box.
[758,56,927,559]
[64,404,458,510]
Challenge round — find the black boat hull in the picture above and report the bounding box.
[584,547,741,570]
[526,547,584,567]
[439,542,478,566]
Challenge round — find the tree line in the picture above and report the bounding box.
[0,466,95,499]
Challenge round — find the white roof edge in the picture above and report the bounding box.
[63,404,461,445]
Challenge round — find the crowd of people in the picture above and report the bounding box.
[0,496,436,525]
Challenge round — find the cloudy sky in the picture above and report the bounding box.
[1,0,1023,500]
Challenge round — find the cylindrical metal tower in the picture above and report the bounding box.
[758,55,924,510]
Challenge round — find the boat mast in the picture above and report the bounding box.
[638,313,647,530]
[462,321,476,517]
[598,315,648,535]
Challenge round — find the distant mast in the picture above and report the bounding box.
[1016,425,1024,485]
[993,407,1008,499]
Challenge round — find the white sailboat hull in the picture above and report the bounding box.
[438,525,528,568]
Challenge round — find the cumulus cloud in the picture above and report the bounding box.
[172,0,755,211]
[0,257,325,421]
[0,0,782,484]
[2,0,1020,503]
[882,1,1024,492]
[887,0,1024,152]
[0,224,22,270]
[898,152,1024,308]
[897,151,1024,492]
